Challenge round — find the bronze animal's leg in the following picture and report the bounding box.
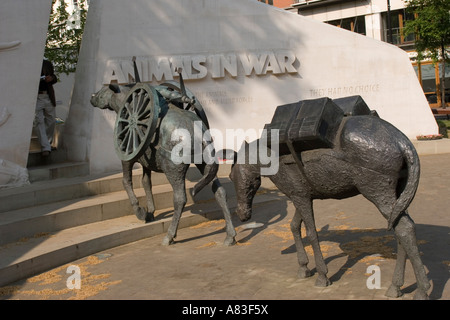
[393,212,430,300]
[360,185,407,298]
[385,239,407,298]
[161,162,189,246]
[211,178,236,246]
[356,178,430,299]
[290,209,312,279]
[294,197,330,287]
[195,163,236,245]
[141,166,155,222]
[122,161,147,221]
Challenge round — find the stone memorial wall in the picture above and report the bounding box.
[60,0,437,174]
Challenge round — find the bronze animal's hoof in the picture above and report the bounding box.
[162,235,174,246]
[144,213,155,223]
[413,290,429,300]
[385,285,403,298]
[135,207,152,222]
[223,236,236,246]
[315,275,331,287]
[297,267,312,279]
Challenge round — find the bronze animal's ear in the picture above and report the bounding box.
[109,83,121,93]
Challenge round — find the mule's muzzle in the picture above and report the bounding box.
[90,93,96,106]
[236,205,252,222]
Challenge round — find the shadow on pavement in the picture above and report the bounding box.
[279,223,449,300]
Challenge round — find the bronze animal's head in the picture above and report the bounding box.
[229,158,261,222]
[90,84,128,112]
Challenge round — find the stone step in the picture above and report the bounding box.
[0,164,232,214]
[0,160,277,287]
[0,189,281,287]
[27,148,68,169]
[0,176,238,246]
[1,169,139,214]
[27,161,89,183]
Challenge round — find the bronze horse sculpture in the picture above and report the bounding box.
[90,82,236,246]
[230,97,430,299]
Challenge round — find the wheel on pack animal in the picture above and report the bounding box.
[161,80,210,129]
[114,83,161,162]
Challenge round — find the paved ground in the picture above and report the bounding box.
[0,154,449,304]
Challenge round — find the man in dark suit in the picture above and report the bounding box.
[34,59,57,157]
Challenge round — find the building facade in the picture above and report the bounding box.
[258,0,297,8]
[278,0,449,108]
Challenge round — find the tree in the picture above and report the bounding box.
[44,0,88,76]
[403,0,450,108]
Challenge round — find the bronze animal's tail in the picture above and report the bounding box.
[190,133,219,197]
[191,161,218,197]
[388,135,420,230]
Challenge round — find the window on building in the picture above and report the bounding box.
[382,9,415,46]
[414,62,450,107]
[326,16,366,36]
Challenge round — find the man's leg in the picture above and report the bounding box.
[44,102,56,147]
[34,95,52,153]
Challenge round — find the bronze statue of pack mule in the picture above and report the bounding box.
[90,79,236,247]
[230,96,430,299]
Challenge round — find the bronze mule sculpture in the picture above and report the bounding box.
[230,112,430,299]
[90,84,236,246]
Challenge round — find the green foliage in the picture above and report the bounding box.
[44,0,88,76]
[403,0,450,62]
[404,0,450,107]
[436,120,449,138]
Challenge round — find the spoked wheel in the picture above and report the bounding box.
[114,83,161,162]
[161,80,210,129]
